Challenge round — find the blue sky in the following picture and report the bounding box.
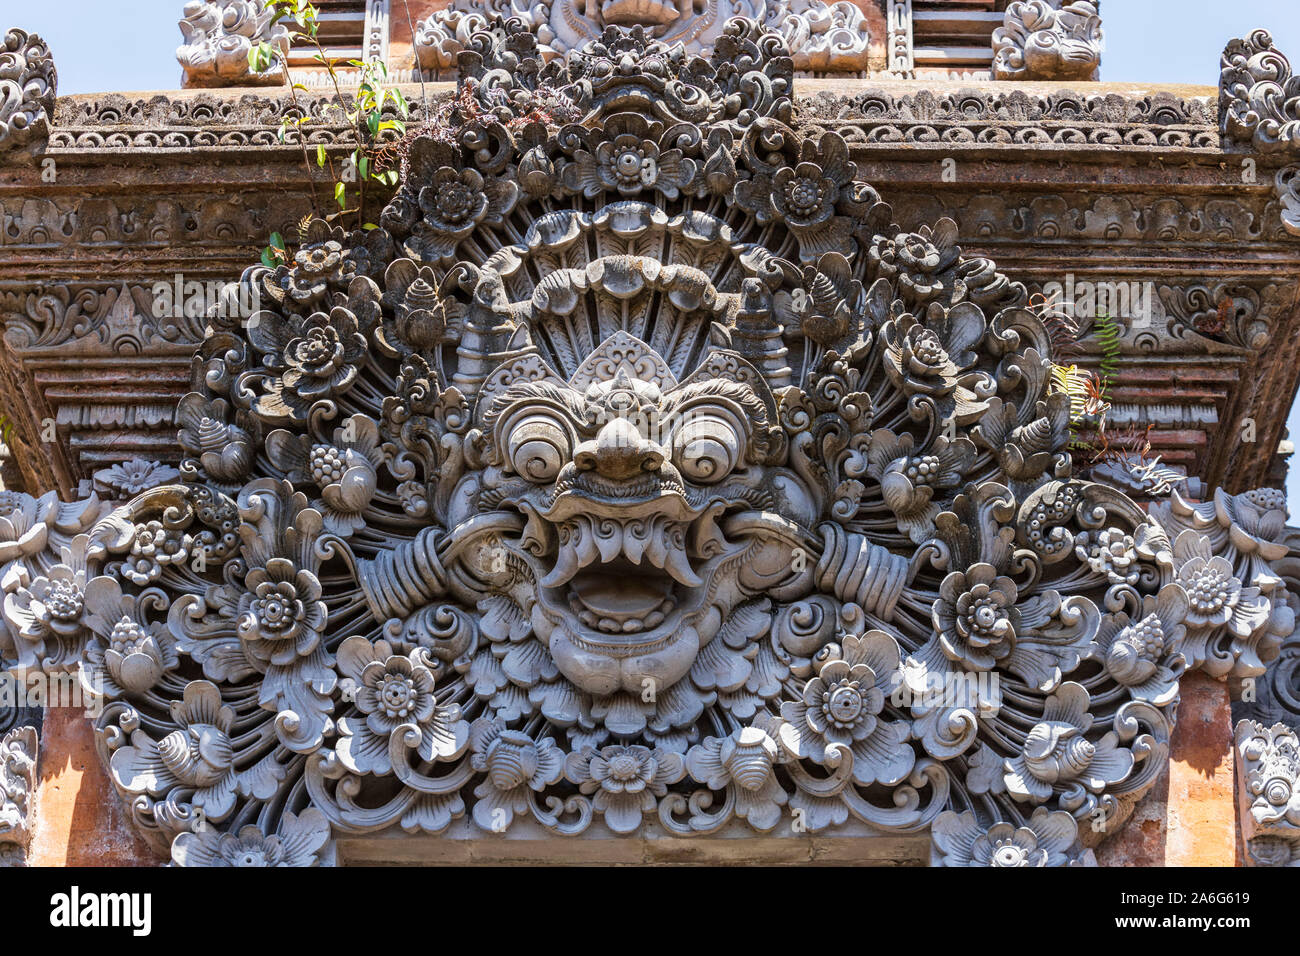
[4,0,1300,509]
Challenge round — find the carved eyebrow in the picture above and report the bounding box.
[483,381,590,436]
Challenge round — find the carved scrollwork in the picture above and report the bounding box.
[0,28,56,159]
[993,1,1103,82]
[414,0,871,76]
[176,0,291,88]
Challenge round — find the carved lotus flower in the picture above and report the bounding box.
[110,680,245,820]
[469,718,564,830]
[1171,529,1272,676]
[381,258,461,352]
[1004,682,1133,802]
[934,563,1020,671]
[336,636,468,776]
[564,743,686,833]
[1092,584,1188,705]
[4,535,96,670]
[235,557,326,666]
[267,414,384,537]
[870,221,961,303]
[171,808,331,867]
[867,430,976,544]
[733,132,856,260]
[686,726,787,830]
[176,393,254,485]
[772,163,837,229]
[563,114,696,200]
[931,807,1094,866]
[779,631,916,786]
[0,489,55,559]
[880,305,987,421]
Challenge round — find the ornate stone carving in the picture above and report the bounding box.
[0,28,56,158]
[2,17,1297,867]
[177,0,290,88]
[1220,29,1300,153]
[414,0,871,75]
[993,1,1102,82]
[1235,719,1300,866]
[0,725,37,867]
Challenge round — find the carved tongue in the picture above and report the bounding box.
[570,571,673,620]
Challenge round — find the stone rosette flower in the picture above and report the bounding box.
[171,808,332,867]
[733,131,857,260]
[1004,682,1134,803]
[931,806,1095,866]
[1075,527,1141,587]
[564,743,686,833]
[3,534,94,670]
[686,726,788,831]
[235,556,327,668]
[468,718,564,830]
[933,563,1021,671]
[381,257,462,352]
[122,519,192,586]
[335,636,468,776]
[869,220,961,304]
[563,114,696,200]
[1172,529,1271,675]
[1091,584,1188,705]
[274,219,357,307]
[254,308,368,420]
[880,304,988,423]
[267,414,384,537]
[778,631,915,787]
[407,164,519,263]
[93,458,180,499]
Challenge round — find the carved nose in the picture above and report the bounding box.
[575,417,664,480]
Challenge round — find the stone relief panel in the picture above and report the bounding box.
[0,28,55,159]
[2,16,1298,867]
[414,0,872,75]
[993,1,1102,82]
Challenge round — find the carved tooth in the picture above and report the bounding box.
[542,541,583,588]
[663,546,702,588]
[595,524,623,564]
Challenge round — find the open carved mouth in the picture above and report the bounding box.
[538,507,703,651]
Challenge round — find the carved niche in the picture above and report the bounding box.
[415,0,872,75]
[2,18,1296,867]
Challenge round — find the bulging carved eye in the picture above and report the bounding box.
[507,414,572,482]
[672,412,742,484]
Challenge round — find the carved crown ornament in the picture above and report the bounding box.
[1,17,1298,867]
[1220,29,1300,238]
[0,27,56,159]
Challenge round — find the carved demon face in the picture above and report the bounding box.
[468,334,812,696]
